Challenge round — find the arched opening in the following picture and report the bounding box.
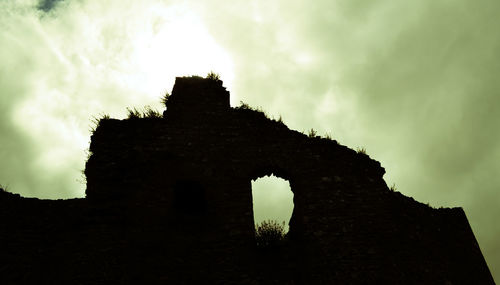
[252,175,294,233]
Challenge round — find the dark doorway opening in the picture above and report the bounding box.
[173,180,207,215]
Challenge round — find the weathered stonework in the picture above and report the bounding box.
[0,76,495,284]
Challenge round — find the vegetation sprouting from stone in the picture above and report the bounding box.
[235,101,268,117]
[126,106,162,119]
[126,107,142,119]
[207,71,221,81]
[308,128,317,138]
[255,220,287,249]
[356,147,367,155]
[235,101,286,127]
[322,132,339,144]
[389,183,397,192]
[324,133,332,140]
[237,101,251,110]
[143,106,162,118]
[161,92,171,106]
[89,113,110,134]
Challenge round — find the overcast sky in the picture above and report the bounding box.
[1,0,498,278]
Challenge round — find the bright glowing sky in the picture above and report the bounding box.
[1,0,499,279]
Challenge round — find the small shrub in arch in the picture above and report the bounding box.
[255,220,286,249]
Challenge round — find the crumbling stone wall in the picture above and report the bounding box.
[0,76,495,284]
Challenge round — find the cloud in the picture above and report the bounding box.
[194,0,500,277]
[37,0,64,12]
[0,0,498,279]
[0,0,233,198]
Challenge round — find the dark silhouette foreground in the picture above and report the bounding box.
[0,76,495,284]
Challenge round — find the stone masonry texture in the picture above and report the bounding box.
[0,76,495,284]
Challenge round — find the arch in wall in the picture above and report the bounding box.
[252,175,294,233]
[247,164,303,239]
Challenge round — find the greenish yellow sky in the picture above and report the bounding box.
[1,0,498,279]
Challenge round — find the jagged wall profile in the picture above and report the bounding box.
[0,76,495,284]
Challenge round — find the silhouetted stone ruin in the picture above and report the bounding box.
[0,76,495,284]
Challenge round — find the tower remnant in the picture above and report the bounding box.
[0,76,494,284]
